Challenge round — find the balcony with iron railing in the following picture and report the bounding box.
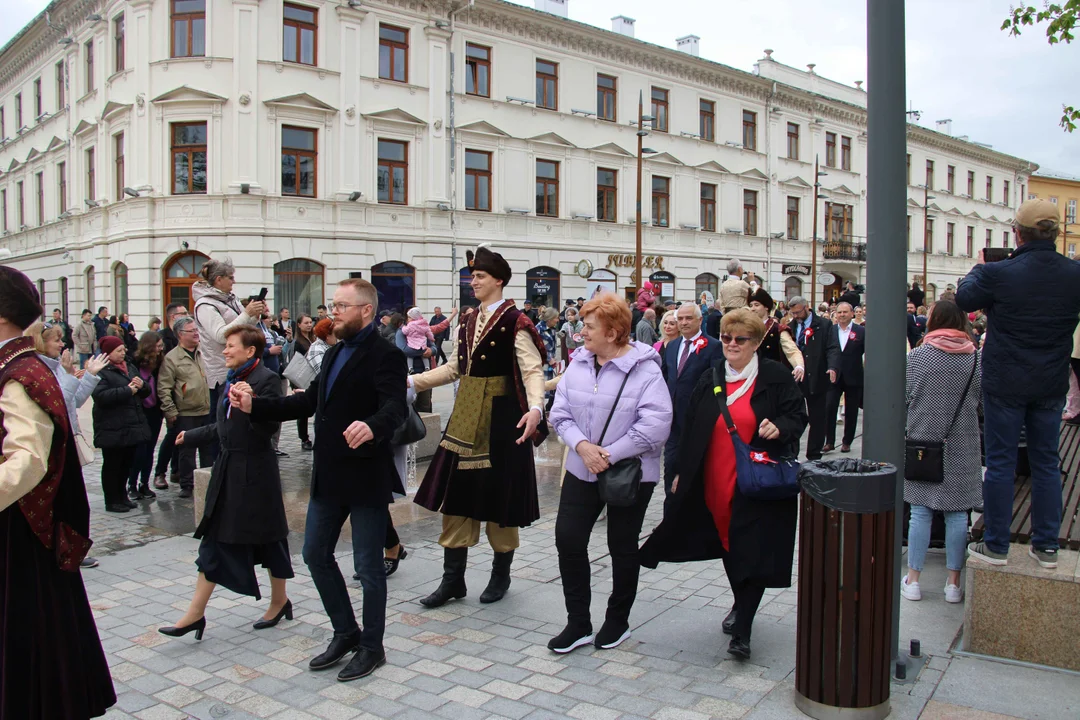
[822,235,867,262]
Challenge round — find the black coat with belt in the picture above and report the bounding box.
[184,363,286,545]
[91,361,152,448]
[640,358,808,588]
[792,312,840,397]
[251,326,407,507]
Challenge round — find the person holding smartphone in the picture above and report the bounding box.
[958,199,1080,570]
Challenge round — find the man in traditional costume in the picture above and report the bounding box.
[411,246,548,607]
[0,266,116,718]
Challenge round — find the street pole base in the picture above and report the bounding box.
[794,692,890,720]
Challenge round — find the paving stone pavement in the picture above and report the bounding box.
[74,388,1072,720]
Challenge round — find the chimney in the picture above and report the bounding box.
[935,118,953,136]
[806,63,816,74]
[611,15,635,38]
[534,0,568,18]
[676,34,700,57]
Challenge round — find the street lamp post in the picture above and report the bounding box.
[921,184,936,293]
[810,158,828,306]
[634,91,656,293]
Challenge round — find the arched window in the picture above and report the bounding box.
[371,261,415,315]
[925,283,937,303]
[85,266,96,310]
[59,277,69,320]
[274,259,324,317]
[784,276,803,300]
[525,266,560,308]
[459,266,478,309]
[695,272,719,303]
[113,262,129,316]
[587,268,617,298]
[162,251,209,318]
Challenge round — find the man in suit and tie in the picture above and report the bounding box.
[907,301,925,350]
[824,302,864,453]
[788,296,841,461]
[661,302,722,497]
[232,278,407,682]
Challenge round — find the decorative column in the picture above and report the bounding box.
[233,0,261,190]
[128,0,153,192]
[425,24,450,203]
[336,5,367,194]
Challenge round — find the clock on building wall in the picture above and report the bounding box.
[575,259,593,278]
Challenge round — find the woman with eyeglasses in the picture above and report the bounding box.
[641,309,807,661]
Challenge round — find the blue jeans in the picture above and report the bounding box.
[907,506,967,572]
[982,393,1064,553]
[302,494,387,652]
[78,352,91,369]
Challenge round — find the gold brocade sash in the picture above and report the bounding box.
[440,375,514,470]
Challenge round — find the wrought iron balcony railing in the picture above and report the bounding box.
[822,237,867,262]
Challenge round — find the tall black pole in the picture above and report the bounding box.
[811,156,819,306]
[636,91,644,293]
[865,0,907,665]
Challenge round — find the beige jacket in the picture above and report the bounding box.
[158,346,212,419]
[719,277,751,312]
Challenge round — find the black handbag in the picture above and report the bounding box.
[712,367,801,500]
[905,354,977,483]
[596,369,643,507]
[392,406,427,446]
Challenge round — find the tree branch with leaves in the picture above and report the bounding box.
[1002,1,1079,131]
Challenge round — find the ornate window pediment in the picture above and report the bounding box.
[739,167,768,180]
[779,175,811,188]
[73,119,98,136]
[151,86,227,104]
[591,142,633,157]
[458,120,510,136]
[45,136,67,152]
[265,93,338,114]
[361,108,423,124]
[101,101,132,121]
[529,132,575,147]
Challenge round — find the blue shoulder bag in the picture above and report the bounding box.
[711,366,801,500]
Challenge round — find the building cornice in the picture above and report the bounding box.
[0,0,103,93]
[906,126,1037,176]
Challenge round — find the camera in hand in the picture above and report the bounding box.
[982,248,1011,263]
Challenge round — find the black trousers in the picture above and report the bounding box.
[803,389,828,460]
[175,415,212,490]
[825,380,863,447]
[297,416,310,443]
[386,509,400,551]
[723,560,767,641]
[555,473,655,632]
[130,406,164,491]
[434,339,448,365]
[155,422,180,478]
[101,446,137,505]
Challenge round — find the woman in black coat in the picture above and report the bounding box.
[640,309,807,660]
[158,326,293,641]
[91,335,152,513]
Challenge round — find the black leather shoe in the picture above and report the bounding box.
[337,648,386,682]
[179,487,193,499]
[105,503,130,513]
[138,484,157,499]
[309,632,362,670]
[722,608,737,635]
[122,494,138,509]
[384,546,408,577]
[420,547,468,608]
[728,636,751,660]
[158,616,206,641]
[253,599,292,630]
[479,550,514,604]
[301,440,313,451]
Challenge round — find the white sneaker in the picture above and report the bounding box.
[944,584,964,603]
[900,576,921,601]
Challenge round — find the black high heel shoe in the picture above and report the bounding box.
[384,546,408,577]
[158,616,206,641]
[253,599,293,630]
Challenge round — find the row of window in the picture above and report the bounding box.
[907,155,1016,204]
[1032,194,1078,223]
[906,216,1012,256]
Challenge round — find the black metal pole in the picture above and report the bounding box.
[865,0,907,666]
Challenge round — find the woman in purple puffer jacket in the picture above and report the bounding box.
[546,292,672,655]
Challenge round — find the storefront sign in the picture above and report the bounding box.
[649,271,675,283]
[818,272,837,286]
[782,264,811,276]
[607,254,664,270]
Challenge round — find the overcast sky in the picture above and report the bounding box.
[3,0,1076,173]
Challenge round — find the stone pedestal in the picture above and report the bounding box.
[416,412,441,460]
[963,545,1080,671]
[193,468,211,527]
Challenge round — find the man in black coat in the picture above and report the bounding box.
[906,301,925,349]
[159,302,188,354]
[824,302,864,453]
[233,278,406,682]
[787,296,840,460]
[838,281,861,309]
[704,300,723,340]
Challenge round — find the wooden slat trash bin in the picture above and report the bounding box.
[795,460,897,720]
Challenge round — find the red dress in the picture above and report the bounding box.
[704,379,757,550]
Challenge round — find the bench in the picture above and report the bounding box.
[970,422,1080,550]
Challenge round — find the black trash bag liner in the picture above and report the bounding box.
[798,459,897,514]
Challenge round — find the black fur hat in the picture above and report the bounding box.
[747,287,775,312]
[471,244,512,286]
[0,265,43,330]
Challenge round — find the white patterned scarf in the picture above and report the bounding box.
[724,353,759,405]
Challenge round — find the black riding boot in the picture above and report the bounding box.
[420,547,468,608]
[479,550,514,604]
